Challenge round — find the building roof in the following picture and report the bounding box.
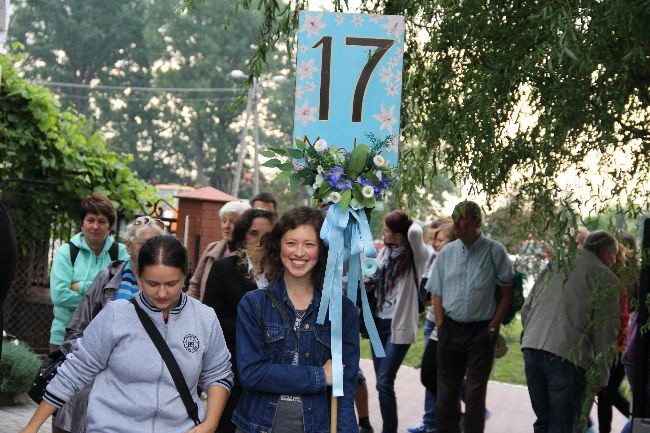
[174,186,238,203]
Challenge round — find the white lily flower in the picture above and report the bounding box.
[329,191,341,204]
[312,173,324,189]
[373,154,385,167]
[314,138,328,153]
[362,185,375,198]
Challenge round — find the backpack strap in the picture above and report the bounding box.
[108,241,119,261]
[129,298,200,426]
[70,240,119,266]
[69,243,80,266]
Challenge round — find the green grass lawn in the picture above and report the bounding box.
[360,314,527,386]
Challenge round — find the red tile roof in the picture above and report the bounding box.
[174,186,238,203]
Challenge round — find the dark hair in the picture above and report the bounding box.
[452,200,482,223]
[253,206,327,289]
[229,208,275,252]
[79,192,117,227]
[137,235,189,277]
[583,230,618,257]
[250,192,277,210]
[384,210,413,277]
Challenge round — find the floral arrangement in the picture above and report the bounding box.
[262,133,395,210]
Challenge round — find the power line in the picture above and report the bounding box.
[32,80,243,93]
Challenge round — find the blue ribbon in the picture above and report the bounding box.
[318,205,385,396]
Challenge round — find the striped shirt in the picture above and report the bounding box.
[114,261,138,300]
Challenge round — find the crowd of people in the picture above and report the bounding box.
[14,191,647,433]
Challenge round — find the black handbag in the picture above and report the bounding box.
[28,349,66,404]
[130,298,200,426]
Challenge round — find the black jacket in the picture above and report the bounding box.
[202,254,257,369]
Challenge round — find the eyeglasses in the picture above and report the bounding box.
[134,216,165,229]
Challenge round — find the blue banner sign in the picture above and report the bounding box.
[293,11,405,167]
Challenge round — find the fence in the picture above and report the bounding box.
[1,180,177,354]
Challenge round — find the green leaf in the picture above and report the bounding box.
[274,171,292,183]
[347,144,371,178]
[260,149,277,158]
[262,158,282,168]
[287,148,304,159]
[295,139,306,150]
[278,162,294,171]
[340,189,352,210]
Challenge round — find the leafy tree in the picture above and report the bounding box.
[9,0,293,192]
[183,0,649,258]
[0,52,157,229]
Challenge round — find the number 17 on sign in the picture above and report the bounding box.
[293,12,405,167]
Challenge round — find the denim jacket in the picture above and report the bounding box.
[233,277,360,433]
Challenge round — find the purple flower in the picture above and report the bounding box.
[327,167,344,180]
[379,172,390,189]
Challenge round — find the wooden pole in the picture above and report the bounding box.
[330,396,338,433]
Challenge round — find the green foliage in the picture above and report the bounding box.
[0,340,41,395]
[184,0,649,266]
[9,0,292,194]
[0,52,157,226]
[263,135,393,211]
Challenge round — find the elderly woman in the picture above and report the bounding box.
[187,200,251,301]
[202,208,275,433]
[53,216,166,433]
[49,193,128,352]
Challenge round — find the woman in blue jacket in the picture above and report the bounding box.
[233,206,360,433]
[49,193,128,351]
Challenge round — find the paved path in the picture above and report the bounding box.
[0,358,627,433]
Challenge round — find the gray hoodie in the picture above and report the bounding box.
[45,292,233,433]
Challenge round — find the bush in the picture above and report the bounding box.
[0,340,41,397]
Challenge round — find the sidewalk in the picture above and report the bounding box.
[358,358,627,433]
[0,358,627,433]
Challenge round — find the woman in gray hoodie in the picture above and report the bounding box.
[21,235,233,433]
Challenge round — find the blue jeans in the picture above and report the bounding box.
[372,317,411,433]
[422,319,437,429]
[523,349,586,433]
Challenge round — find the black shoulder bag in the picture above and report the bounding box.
[411,260,430,314]
[130,298,200,426]
[27,349,66,403]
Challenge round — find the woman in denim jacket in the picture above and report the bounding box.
[233,206,360,433]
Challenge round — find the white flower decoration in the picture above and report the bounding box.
[329,191,341,204]
[312,173,324,189]
[350,198,363,210]
[314,138,328,152]
[376,169,384,180]
[299,13,326,37]
[362,185,375,199]
[317,165,324,174]
[373,155,385,167]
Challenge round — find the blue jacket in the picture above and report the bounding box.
[49,232,128,345]
[233,278,360,433]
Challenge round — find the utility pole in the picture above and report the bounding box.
[252,78,260,196]
[231,85,253,197]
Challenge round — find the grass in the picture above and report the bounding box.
[359,314,527,386]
